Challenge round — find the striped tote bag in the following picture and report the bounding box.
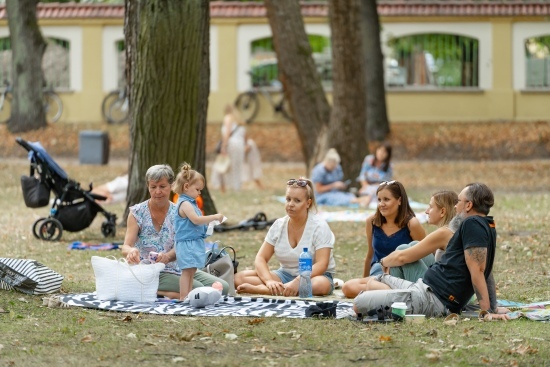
[0,258,64,295]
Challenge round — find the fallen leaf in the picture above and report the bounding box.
[379,335,392,342]
[425,352,441,362]
[225,333,238,341]
[172,357,185,362]
[121,315,132,322]
[126,333,137,339]
[426,329,438,337]
[248,318,265,325]
[250,346,269,353]
[81,335,93,343]
[17,298,28,303]
[77,317,86,325]
[481,356,493,364]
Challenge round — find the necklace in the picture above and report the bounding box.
[149,201,169,228]
[289,218,307,232]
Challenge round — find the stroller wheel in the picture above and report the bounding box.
[101,220,116,237]
[38,218,63,241]
[32,218,47,239]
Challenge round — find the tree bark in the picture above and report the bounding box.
[123,0,214,223]
[264,0,331,172]
[328,0,369,183]
[361,0,390,142]
[6,0,47,133]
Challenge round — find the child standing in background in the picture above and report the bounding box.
[172,163,224,301]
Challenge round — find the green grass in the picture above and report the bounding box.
[0,158,549,367]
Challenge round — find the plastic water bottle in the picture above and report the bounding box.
[298,248,312,298]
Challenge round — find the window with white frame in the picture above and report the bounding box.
[249,35,332,89]
[0,37,70,89]
[525,36,550,88]
[386,33,479,88]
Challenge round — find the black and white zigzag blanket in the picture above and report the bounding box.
[59,293,355,319]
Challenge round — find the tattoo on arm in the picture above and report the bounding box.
[466,247,487,265]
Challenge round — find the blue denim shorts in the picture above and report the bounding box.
[272,268,334,295]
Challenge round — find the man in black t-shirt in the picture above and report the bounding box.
[353,183,510,321]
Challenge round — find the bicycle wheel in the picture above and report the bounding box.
[0,93,11,124]
[234,91,259,124]
[108,96,129,124]
[274,94,294,122]
[44,92,63,123]
[101,91,121,124]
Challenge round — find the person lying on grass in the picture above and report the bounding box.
[352,183,510,320]
[234,177,336,297]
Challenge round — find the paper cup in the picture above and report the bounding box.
[391,302,407,318]
[405,314,426,324]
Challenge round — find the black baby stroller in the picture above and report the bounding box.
[16,137,117,241]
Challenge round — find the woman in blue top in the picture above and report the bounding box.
[172,163,224,301]
[342,180,426,298]
[311,148,358,207]
[357,142,393,207]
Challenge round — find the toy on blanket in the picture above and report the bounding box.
[187,282,223,308]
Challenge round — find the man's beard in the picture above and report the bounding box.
[448,212,466,233]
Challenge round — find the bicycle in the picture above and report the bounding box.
[234,74,293,124]
[101,87,129,124]
[0,80,63,124]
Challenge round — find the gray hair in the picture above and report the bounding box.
[146,164,174,184]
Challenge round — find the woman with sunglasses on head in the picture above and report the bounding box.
[342,180,426,298]
[234,178,336,297]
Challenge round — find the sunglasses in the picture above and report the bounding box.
[287,178,308,187]
[379,180,397,186]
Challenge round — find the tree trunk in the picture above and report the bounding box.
[328,0,368,183]
[6,0,47,133]
[123,0,214,223]
[264,0,331,172]
[361,0,390,142]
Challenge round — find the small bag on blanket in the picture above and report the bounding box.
[91,256,165,303]
[0,258,64,295]
[203,246,238,296]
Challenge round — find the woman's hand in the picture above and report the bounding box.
[282,278,299,297]
[126,248,140,264]
[265,280,285,296]
[156,251,170,264]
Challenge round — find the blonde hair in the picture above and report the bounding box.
[171,162,205,194]
[432,190,458,226]
[286,177,318,213]
[323,148,341,164]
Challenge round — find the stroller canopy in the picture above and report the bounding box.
[27,141,68,180]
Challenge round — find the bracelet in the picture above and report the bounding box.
[478,310,489,320]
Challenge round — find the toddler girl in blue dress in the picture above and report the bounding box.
[172,163,224,301]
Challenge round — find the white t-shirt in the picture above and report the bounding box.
[265,213,336,276]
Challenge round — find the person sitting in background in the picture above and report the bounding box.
[352,183,510,321]
[121,164,229,299]
[311,148,358,207]
[234,178,335,297]
[357,142,393,208]
[342,180,426,298]
[91,173,128,204]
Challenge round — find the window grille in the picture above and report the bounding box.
[525,36,550,88]
[43,38,70,89]
[116,40,126,89]
[386,33,479,89]
[250,35,332,89]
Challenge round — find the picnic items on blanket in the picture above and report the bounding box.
[214,212,277,232]
[305,301,338,318]
[68,241,121,251]
[91,256,165,303]
[187,286,223,308]
[203,245,238,295]
[0,258,64,295]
